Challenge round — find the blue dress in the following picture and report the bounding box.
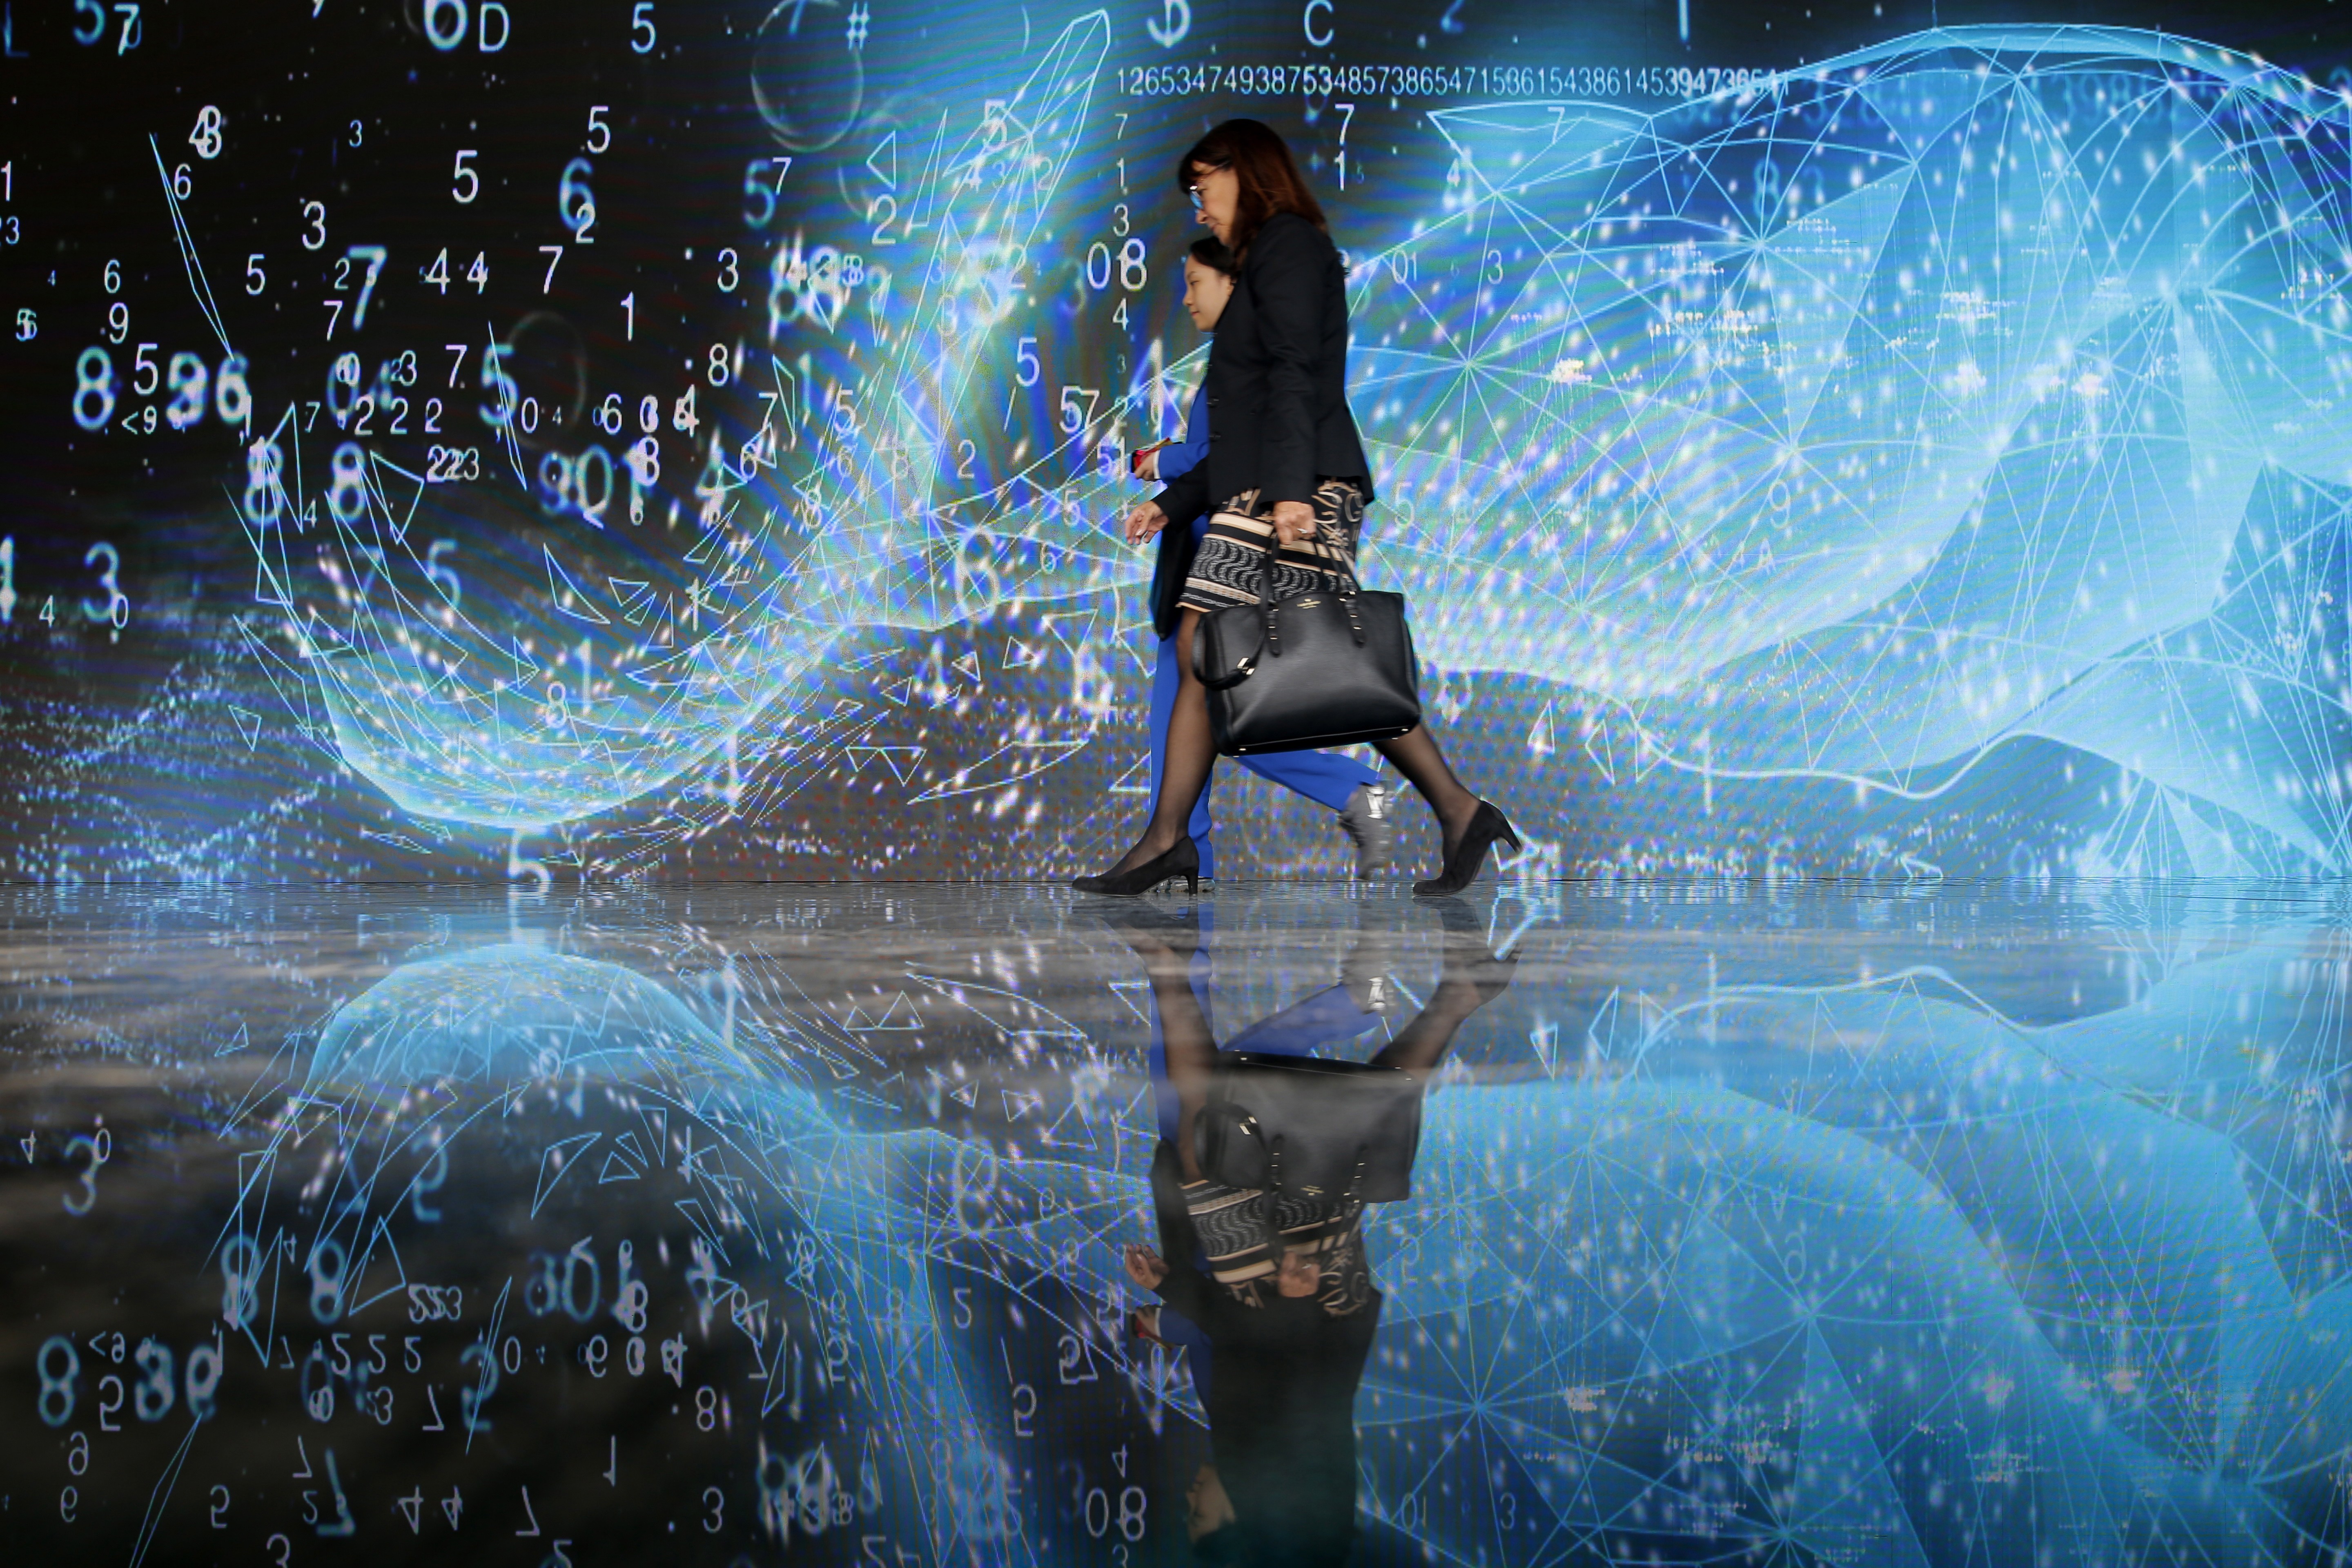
[1146,385,1381,879]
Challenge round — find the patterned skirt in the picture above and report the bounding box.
[1177,477,1368,614]
[1178,1172,1374,1317]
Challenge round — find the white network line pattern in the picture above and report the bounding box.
[1349,26,2352,873]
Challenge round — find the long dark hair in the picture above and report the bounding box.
[1185,234,1239,276]
[1176,119,1327,257]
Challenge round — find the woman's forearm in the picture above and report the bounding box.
[1154,464,1209,530]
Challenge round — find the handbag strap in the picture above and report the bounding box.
[1258,512,1370,654]
[1192,610,1263,689]
[1270,1133,1373,1213]
[1257,531,1284,656]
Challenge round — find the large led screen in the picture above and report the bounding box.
[1,0,2346,881]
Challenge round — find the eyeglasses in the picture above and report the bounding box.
[1185,165,1228,209]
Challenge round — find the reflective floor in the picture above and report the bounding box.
[2,879,2348,1566]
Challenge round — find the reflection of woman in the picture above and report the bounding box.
[1075,118,1517,898]
[1107,902,1515,1564]
[1131,234,1397,883]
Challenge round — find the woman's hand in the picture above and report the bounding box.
[1135,448,1160,483]
[1123,1243,1169,1290]
[1124,501,1169,546]
[1269,499,1317,546]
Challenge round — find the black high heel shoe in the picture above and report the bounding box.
[1413,802,1520,897]
[1072,835,1200,897]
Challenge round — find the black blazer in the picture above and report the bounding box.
[1152,212,1374,531]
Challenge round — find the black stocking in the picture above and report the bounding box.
[1103,624,1487,875]
[1103,609,1218,876]
[1372,726,1482,857]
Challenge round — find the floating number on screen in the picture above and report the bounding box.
[216,354,250,427]
[164,352,208,429]
[189,104,225,160]
[186,1342,223,1422]
[221,1234,261,1327]
[327,444,368,525]
[132,1338,174,1422]
[243,440,284,526]
[559,158,596,242]
[37,1336,79,1427]
[80,546,126,629]
[72,347,116,430]
[423,0,466,50]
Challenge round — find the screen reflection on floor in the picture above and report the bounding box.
[2,881,2346,1566]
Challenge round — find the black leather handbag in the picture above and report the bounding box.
[1190,539,1422,755]
[1193,1052,1423,1203]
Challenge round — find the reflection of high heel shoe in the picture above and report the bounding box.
[1428,895,1520,1002]
[1073,836,1200,897]
[1413,801,1521,896]
[1096,901,1201,960]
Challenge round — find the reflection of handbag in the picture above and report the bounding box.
[1193,1053,1422,1203]
[1191,537,1421,755]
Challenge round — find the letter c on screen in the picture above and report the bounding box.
[1304,0,1334,49]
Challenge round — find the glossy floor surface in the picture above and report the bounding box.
[2,879,2348,1566]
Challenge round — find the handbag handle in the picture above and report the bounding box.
[1258,511,1369,657]
[1192,615,1263,689]
[1265,1114,1375,1202]
[1188,528,1282,688]
[1190,501,1372,688]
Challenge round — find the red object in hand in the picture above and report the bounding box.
[1129,439,1176,478]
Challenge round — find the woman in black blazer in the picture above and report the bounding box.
[1076,118,1516,898]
